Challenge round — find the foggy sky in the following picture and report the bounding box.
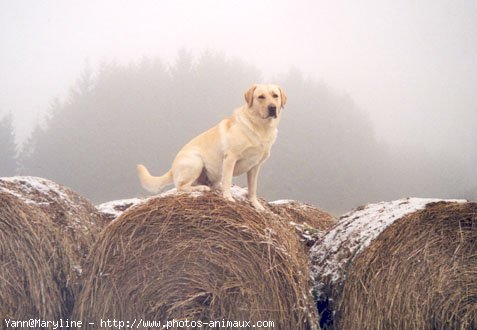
[1,0,477,155]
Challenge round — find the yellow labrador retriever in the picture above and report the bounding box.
[137,84,286,210]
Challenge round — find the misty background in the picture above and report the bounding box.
[1,0,476,213]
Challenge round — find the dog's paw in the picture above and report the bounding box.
[251,199,265,211]
[222,192,235,202]
[194,185,211,192]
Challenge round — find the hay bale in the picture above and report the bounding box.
[310,198,476,329]
[73,191,319,329]
[0,176,106,315]
[0,192,66,321]
[269,200,336,249]
[0,176,106,268]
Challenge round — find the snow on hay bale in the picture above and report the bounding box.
[0,177,106,312]
[269,200,335,230]
[269,200,336,249]
[74,191,319,329]
[96,197,144,221]
[0,192,66,321]
[310,198,476,329]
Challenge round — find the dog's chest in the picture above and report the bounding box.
[233,144,271,175]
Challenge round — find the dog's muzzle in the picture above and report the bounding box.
[268,105,277,118]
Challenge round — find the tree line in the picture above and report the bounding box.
[2,52,475,213]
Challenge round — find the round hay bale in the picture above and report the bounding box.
[310,198,476,329]
[339,201,477,329]
[73,192,319,329]
[0,192,66,322]
[269,200,336,249]
[0,176,107,311]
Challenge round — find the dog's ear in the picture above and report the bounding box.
[244,84,257,107]
[279,87,287,108]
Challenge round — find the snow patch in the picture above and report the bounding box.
[1,176,73,206]
[230,185,248,201]
[270,199,295,205]
[154,187,207,199]
[310,197,466,296]
[96,198,144,220]
[270,199,318,212]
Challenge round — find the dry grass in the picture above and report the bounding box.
[269,201,336,250]
[73,192,319,329]
[0,192,66,322]
[269,201,335,231]
[0,177,107,269]
[338,201,477,330]
[0,177,106,322]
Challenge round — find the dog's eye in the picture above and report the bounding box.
[258,95,265,100]
[272,94,279,98]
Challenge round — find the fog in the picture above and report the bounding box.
[1,0,476,213]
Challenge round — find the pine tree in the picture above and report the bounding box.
[0,113,17,176]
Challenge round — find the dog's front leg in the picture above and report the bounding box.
[221,152,236,202]
[247,165,265,211]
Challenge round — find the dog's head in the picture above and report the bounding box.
[244,84,287,121]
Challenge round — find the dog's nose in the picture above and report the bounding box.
[268,105,277,118]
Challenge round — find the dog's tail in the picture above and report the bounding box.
[137,164,173,193]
